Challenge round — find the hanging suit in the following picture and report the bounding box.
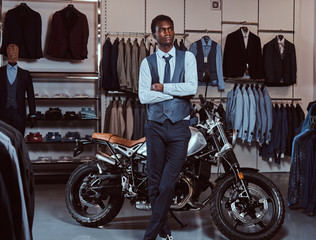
[263,37,297,86]
[189,38,224,90]
[132,39,140,93]
[117,39,127,89]
[47,6,89,60]
[102,38,119,90]
[0,4,43,59]
[223,28,263,79]
[247,86,256,143]
[125,38,133,91]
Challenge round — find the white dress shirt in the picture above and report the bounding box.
[138,46,197,105]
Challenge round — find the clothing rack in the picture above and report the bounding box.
[184,29,222,34]
[271,98,301,102]
[224,78,265,83]
[174,33,189,38]
[258,29,294,34]
[105,32,150,38]
[222,21,258,26]
[105,91,138,97]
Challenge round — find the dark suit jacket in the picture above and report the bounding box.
[0,65,36,120]
[0,121,35,239]
[263,37,297,86]
[0,4,43,59]
[223,28,263,79]
[47,6,89,60]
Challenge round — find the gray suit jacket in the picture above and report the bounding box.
[263,87,273,143]
[247,87,256,143]
[258,88,267,144]
[125,39,133,91]
[117,39,127,89]
[132,39,139,93]
[234,87,243,138]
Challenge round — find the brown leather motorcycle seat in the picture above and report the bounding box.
[92,133,146,148]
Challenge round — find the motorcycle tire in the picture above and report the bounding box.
[65,161,124,227]
[210,170,285,240]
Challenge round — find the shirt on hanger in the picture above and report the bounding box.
[189,37,225,90]
[6,64,18,85]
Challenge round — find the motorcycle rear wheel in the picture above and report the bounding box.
[210,170,285,240]
[65,161,124,227]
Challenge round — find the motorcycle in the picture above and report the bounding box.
[65,95,285,240]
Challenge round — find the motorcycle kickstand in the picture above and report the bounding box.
[169,210,187,228]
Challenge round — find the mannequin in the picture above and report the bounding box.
[7,44,19,66]
[0,44,36,135]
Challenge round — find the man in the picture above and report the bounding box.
[0,44,36,135]
[138,15,198,240]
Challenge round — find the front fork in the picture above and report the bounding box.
[210,120,252,200]
[223,150,252,200]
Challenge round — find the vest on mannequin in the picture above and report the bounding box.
[5,43,36,129]
[7,43,19,66]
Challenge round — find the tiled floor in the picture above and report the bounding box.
[32,173,316,240]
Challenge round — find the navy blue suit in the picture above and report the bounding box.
[139,48,197,240]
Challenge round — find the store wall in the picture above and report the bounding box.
[1,0,313,171]
[102,0,315,172]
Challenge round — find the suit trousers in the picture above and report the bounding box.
[143,119,191,240]
[0,107,25,135]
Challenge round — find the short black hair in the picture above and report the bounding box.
[151,15,174,34]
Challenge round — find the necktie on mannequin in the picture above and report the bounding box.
[163,55,173,83]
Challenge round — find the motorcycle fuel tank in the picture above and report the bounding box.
[136,126,207,157]
[187,126,207,156]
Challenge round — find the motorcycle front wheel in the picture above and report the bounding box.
[65,161,124,227]
[210,170,285,240]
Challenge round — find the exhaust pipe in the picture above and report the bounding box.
[95,152,116,165]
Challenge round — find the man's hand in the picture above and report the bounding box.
[151,83,163,92]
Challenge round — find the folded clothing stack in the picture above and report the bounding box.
[26,132,43,142]
[80,107,97,119]
[57,156,73,162]
[34,156,53,163]
[35,93,49,98]
[73,93,89,98]
[64,132,81,142]
[64,111,79,120]
[52,93,69,98]
[46,132,62,142]
[45,108,63,120]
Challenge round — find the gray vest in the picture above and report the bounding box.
[146,49,191,123]
[6,76,18,109]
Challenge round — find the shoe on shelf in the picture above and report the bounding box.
[161,235,174,240]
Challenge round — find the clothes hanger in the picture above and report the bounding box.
[68,0,74,8]
[240,22,248,33]
[277,34,284,41]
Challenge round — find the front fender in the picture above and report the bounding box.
[215,167,259,183]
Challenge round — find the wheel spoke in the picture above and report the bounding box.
[233,219,242,229]
[83,206,88,211]
[257,221,266,229]
[98,200,105,209]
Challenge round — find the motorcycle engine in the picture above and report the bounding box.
[170,176,193,209]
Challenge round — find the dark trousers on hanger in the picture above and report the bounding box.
[0,107,25,135]
[143,119,191,240]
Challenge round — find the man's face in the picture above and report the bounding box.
[153,20,175,47]
[7,44,19,63]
